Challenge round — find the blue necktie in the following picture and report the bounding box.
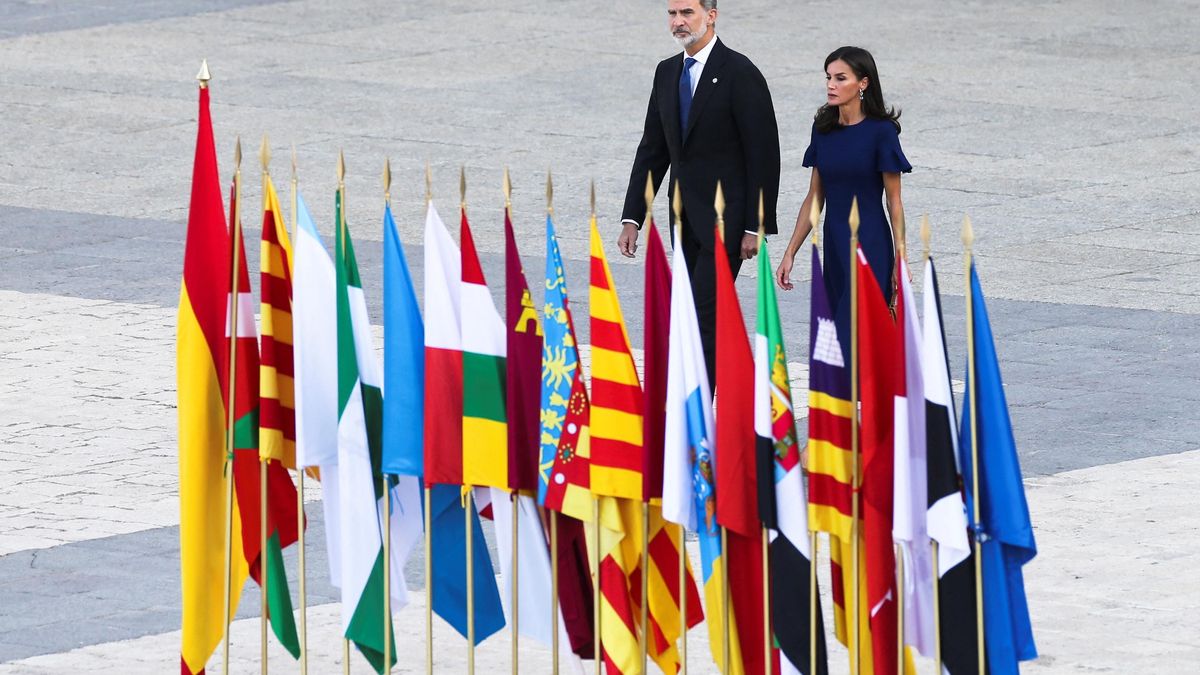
[679,56,697,135]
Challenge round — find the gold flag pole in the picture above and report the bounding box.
[462,166,477,675]
[503,167,520,675]
[896,544,905,673]
[715,182,731,675]
[590,179,603,675]
[919,215,941,675]
[808,197,821,675]
[545,170,561,675]
[848,196,862,675]
[290,143,309,675]
[381,158,394,675]
[337,151,352,675]
[963,215,986,675]
[220,124,242,675]
[671,181,688,675]
[640,173,655,675]
[424,163,435,675]
[258,134,272,675]
[758,191,772,673]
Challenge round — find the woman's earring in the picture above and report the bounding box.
[858,89,865,101]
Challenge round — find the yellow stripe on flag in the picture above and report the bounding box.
[590,466,641,501]
[462,416,508,488]
[590,345,641,386]
[809,390,854,419]
[808,439,855,484]
[589,406,643,446]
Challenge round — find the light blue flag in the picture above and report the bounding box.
[959,261,1038,674]
[537,214,577,506]
[381,203,424,476]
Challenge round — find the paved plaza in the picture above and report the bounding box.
[1,0,1198,672]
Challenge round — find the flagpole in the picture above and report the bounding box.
[639,174,655,675]
[258,134,271,675]
[504,168,520,675]
[547,170,561,675]
[921,216,942,675]
[382,158,394,675]
[591,181,604,675]
[220,125,242,675]
[336,151,353,675]
[715,182,731,675]
[808,197,821,675]
[462,167,477,675]
[424,164,435,675]
[757,191,772,673]
[895,544,905,674]
[290,143,309,675]
[848,197,862,675]
[963,215,986,675]
[672,183,688,675]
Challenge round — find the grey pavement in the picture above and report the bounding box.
[1,0,1199,672]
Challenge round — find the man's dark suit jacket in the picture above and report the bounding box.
[622,37,781,249]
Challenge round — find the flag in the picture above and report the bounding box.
[256,172,302,658]
[921,258,977,674]
[642,223,671,502]
[755,234,827,674]
[804,245,874,673]
[506,209,543,493]
[461,210,509,489]
[661,225,732,672]
[960,261,1038,674]
[856,245,904,675]
[588,220,644,501]
[381,202,424,477]
[891,258,935,658]
[178,82,247,675]
[421,200,506,644]
[714,229,768,675]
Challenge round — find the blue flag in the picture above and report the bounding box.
[381,203,424,476]
[959,261,1038,673]
[537,214,577,506]
[427,484,506,643]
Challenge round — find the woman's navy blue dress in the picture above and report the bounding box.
[802,117,911,354]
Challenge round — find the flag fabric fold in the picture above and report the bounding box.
[960,261,1038,674]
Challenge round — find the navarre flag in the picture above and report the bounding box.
[804,245,874,673]
[178,81,246,675]
[755,233,827,674]
[255,172,302,659]
[922,257,977,674]
[892,258,935,658]
[381,202,424,477]
[714,229,768,675]
[588,220,645,500]
[661,225,733,672]
[960,261,1038,674]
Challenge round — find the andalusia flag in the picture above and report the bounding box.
[334,194,396,673]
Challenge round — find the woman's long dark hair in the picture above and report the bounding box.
[814,46,901,134]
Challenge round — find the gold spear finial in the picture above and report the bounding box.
[196,59,211,88]
[546,170,554,215]
[920,214,931,261]
[714,180,726,243]
[809,196,821,248]
[336,149,345,188]
[234,136,242,170]
[425,162,432,205]
[849,196,860,238]
[590,179,596,219]
[459,165,467,211]
[644,172,655,226]
[671,180,682,226]
[962,214,975,250]
[383,158,392,203]
[259,134,270,172]
[503,167,512,211]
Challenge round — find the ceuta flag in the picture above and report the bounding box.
[714,229,768,675]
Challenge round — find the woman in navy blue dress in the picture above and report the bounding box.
[775,46,910,355]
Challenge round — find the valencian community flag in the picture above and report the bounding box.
[804,244,874,673]
[421,200,505,645]
[960,262,1038,674]
[755,232,827,674]
[660,224,731,672]
[178,81,246,675]
[921,257,977,674]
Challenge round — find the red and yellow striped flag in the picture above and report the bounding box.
[259,174,296,468]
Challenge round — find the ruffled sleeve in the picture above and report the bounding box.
[802,123,818,168]
[877,122,912,173]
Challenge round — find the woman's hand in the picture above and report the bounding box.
[775,251,796,290]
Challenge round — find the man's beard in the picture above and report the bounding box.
[672,23,707,49]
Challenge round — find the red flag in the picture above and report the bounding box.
[505,211,543,492]
[714,229,773,675]
[857,246,902,675]
[642,223,671,501]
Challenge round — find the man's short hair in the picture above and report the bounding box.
[701,0,717,9]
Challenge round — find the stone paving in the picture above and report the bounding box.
[1,0,1199,672]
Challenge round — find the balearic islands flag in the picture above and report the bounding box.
[755,232,827,675]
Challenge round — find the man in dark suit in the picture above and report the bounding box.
[617,0,780,385]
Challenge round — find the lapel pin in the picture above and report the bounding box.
[712,77,719,83]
